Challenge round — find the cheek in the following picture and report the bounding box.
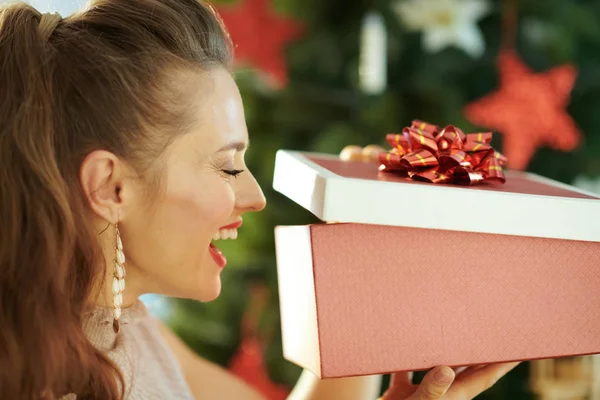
[123,167,236,289]
[163,176,235,236]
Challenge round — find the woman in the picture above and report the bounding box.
[0,0,519,398]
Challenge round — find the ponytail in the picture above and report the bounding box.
[0,4,122,399]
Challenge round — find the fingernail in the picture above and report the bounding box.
[434,367,453,384]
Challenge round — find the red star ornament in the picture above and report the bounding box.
[464,50,581,170]
[216,0,303,88]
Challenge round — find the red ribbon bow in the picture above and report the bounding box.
[378,120,508,185]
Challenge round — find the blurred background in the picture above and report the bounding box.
[22,0,600,398]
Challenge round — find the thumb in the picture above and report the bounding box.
[408,366,455,400]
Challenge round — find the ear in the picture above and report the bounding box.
[80,150,126,224]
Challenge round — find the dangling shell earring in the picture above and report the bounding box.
[113,224,126,333]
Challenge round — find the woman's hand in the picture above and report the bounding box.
[381,362,520,400]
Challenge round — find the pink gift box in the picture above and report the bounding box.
[273,150,600,379]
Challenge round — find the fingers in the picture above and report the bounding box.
[384,362,520,400]
[390,371,414,388]
[447,362,520,399]
[382,371,415,399]
[407,366,455,400]
[453,366,468,375]
[452,364,487,380]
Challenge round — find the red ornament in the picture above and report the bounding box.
[228,282,290,400]
[229,336,289,400]
[464,50,581,170]
[216,0,303,87]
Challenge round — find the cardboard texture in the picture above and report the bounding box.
[273,151,600,378]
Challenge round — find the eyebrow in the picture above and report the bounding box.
[217,141,249,153]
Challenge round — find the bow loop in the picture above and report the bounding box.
[379,120,507,185]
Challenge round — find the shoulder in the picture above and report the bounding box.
[155,318,265,400]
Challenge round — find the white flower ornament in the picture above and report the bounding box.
[394,0,491,58]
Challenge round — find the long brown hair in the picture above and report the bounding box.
[0,1,232,398]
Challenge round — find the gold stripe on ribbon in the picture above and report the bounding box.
[417,129,425,145]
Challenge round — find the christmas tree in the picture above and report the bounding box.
[156,0,600,398]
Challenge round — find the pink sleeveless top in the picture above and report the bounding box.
[62,301,194,399]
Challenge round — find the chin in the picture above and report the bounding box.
[165,260,223,302]
[189,274,222,302]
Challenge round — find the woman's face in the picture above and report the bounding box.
[119,68,266,302]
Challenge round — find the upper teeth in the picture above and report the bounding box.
[213,229,238,241]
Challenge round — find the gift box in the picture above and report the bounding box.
[273,149,600,379]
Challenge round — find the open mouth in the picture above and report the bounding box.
[208,221,242,268]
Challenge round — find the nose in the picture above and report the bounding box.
[236,171,266,213]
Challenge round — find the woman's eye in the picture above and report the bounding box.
[222,169,245,178]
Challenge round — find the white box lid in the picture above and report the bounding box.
[273,150,600,242]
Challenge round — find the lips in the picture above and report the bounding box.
[209,220,242,269]
[209,242,227,268]
[219,220,242,230]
